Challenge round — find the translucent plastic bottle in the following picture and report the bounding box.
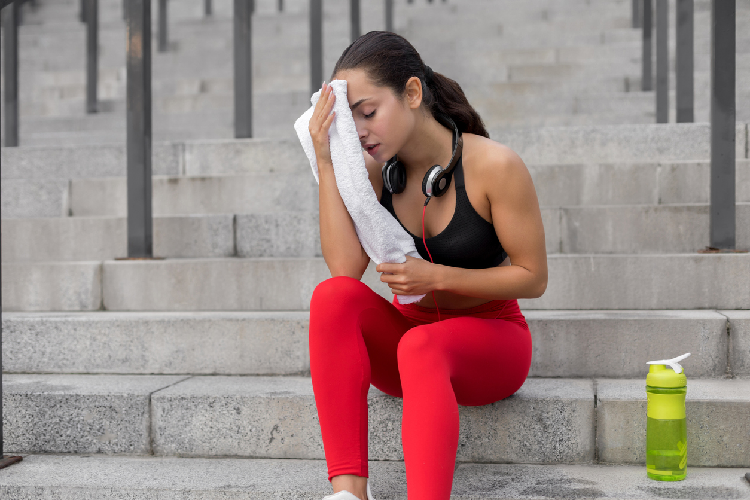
[645,353,690,481]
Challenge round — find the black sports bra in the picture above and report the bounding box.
[379,154,508,269]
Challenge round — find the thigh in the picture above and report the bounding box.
[417,316,532,406]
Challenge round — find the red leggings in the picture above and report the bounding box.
[308,276,532,500]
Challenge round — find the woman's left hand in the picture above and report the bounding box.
[376,255,442,295]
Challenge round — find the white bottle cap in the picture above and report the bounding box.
[646,352,691,374]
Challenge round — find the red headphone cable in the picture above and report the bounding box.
[422,197,441,322]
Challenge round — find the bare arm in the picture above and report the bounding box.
[312,83,384,279]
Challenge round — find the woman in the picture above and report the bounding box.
[308,31,547,500]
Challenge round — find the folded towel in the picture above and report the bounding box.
[294,79,426,304]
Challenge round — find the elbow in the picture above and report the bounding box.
[327,253,370,281]
[533,273,548,298]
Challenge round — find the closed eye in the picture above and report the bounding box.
[364,110,376,119]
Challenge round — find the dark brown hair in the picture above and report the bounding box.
[331,31,489,138]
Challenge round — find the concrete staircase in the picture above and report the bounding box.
[2,0,750,498]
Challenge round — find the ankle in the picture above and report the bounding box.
[331,474,368,500]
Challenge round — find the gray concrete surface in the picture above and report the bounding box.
[69,174,318,216]
[1,261,102,311]
[1,455,747,500]
[2,374,188,454]
[1,311,311,375]
[725,311,750,377]
[151,376,594,463]
[596,378,750,467]
[1,215,235,261]
[525,311,729,378]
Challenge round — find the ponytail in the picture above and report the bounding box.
[331,31,489,138]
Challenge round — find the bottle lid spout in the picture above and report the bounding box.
[647,352,691,374]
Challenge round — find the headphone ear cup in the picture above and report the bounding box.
[432,171,452,197]
[422,165,443,198]
[387,160,407,194]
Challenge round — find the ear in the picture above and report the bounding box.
[404,76,423,110]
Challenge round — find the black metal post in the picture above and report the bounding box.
[86,0,98,113]
[676,0,694,122]
[79,0,87,22]
[655,0,668,123]
[633,0,642,28]
[642,0,652,91]
[3,1,19,147]
[122,0,127,21]
[158,0,168,52]
[385,0,393,32]
[278,0,283,12]
[310,0,323,96]
[205,0,212,16]
[126,0,153,258]
[710,0,736,249]
[0,1,23,469]
[350,0,360,43]
[234,0,253,138]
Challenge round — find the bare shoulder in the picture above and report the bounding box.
[364,150,385,202]
[462,133,530,199]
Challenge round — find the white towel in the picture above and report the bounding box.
[293,79,426,304]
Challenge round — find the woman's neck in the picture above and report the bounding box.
[396,114,455,180]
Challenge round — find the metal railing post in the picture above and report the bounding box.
[676,0,694,122]
[278,0,283,12]
[385,0,393,32]
[710,0,736,249]
[86,0,98,113]
[310,0,323,95]
[632,0,642,28]
[79,0,87,22]
[158,0,168,52]
[642,0,652,91]
[2,1,19,147]
[351,0,360,43]
[655,0,668,123]
[126,0,154,258]
[205,0,212,16]
[234,0,253,138]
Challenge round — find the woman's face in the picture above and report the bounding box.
[333,68,421,163]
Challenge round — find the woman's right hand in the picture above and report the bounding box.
[309,81,336,169]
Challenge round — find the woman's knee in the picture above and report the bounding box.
[396,326,446,370]
[310,275,374,312]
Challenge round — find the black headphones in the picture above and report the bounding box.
[381,113,463,199]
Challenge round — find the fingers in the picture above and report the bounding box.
[309,82,336,135]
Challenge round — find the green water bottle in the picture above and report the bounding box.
[645,352,690,481]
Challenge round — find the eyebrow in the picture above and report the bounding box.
[350,97,372,111]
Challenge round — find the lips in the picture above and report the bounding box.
[365,144,380,155]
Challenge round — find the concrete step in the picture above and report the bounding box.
[0,215,236,261]
[3,123,748,181]
[2,456,748,500]
[3,373,748,466]
[68,173,317,217]
[2,254,748,312]
[3,310,745,378]
[3,200,748,262]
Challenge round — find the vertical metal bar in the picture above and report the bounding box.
[350,0,360,43]
[86,0,98,113]
[278,0,283,12]
[126,0,153,258]
[655,0,668,123]
[642,0,652,91]
[234,0,253,138]
[385,0,393,32]
[710,0,736,249]
[632,0,642,28]
[310,0,323,96]
[158,0,168,52]
[3,1,19,147]
[123,0,127,21]
[79,0,87,22]
[676,0,694,122]
[205,0,212,16]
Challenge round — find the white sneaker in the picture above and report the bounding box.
[321,480,376,500]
